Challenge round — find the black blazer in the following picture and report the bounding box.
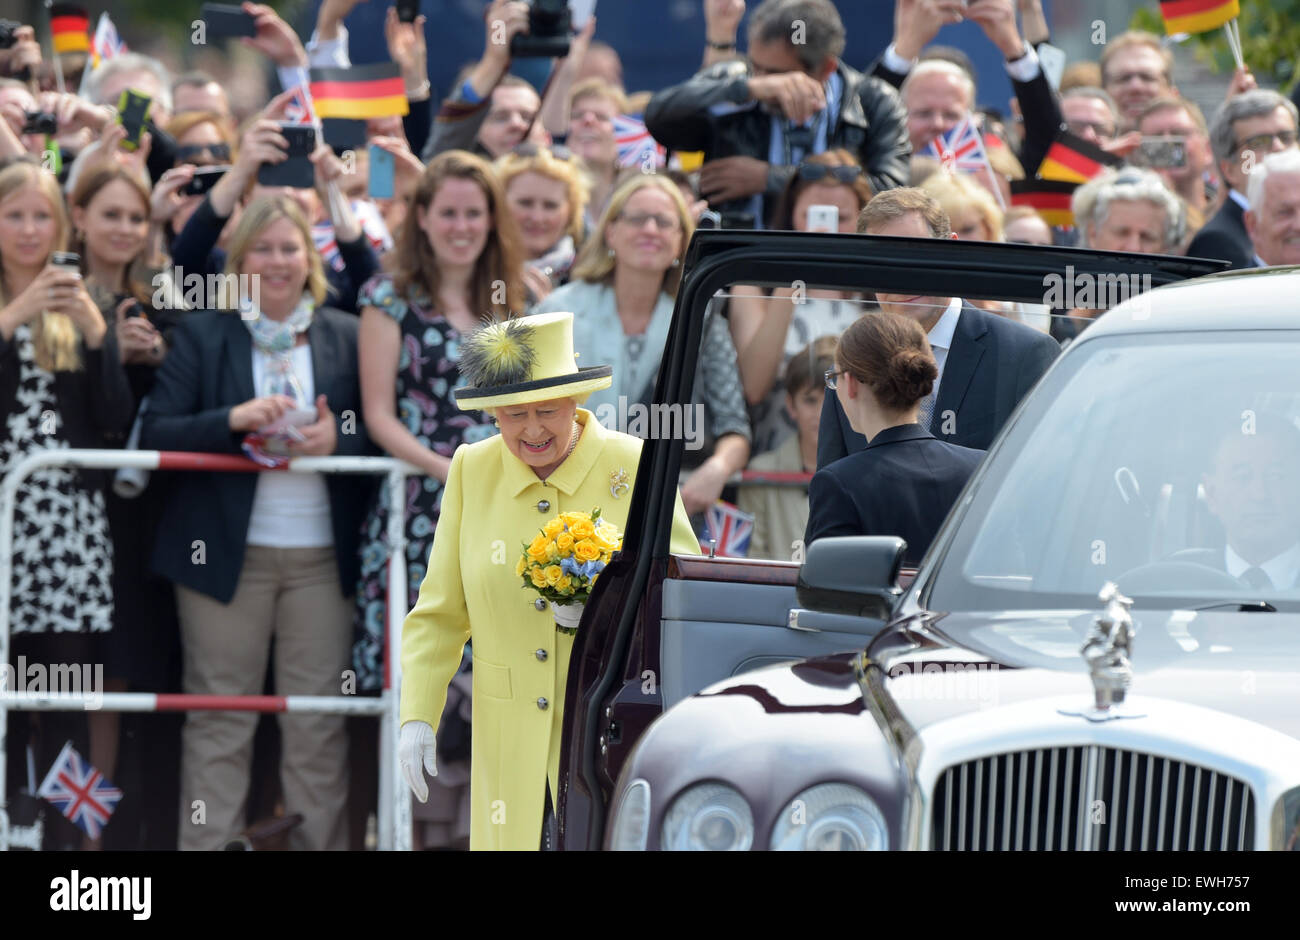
[818,302,1060,468]
[140,308,376,603]
[1185,194,1256,270]
[804,423,984,566]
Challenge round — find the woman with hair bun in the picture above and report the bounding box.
[804,311,984,566]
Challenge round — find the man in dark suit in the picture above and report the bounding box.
[1187,89,1298,270]
[1197,415,1300,591]
[817,188,1061,469]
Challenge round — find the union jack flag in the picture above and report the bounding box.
[613,114,665,169]
[283,85,315,126]
[90,12,126,69]
[312,221,344,272]
[700,501,755,558]
[920,115,991,177]
[37,741,123,840]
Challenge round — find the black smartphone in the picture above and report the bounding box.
[116,88,152,152]
[257,124,317,188]
[200,2,258,40]
[22,111,57,136]
[123,300,146,319]
[182,165,230,197]
[395,0,420,24]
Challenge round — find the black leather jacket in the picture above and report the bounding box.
[646,59,911,226]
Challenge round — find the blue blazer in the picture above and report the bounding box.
[1186,195,1255,271]
[805,423,984,566]
[817,302,1059,468]
[140,308,376,603]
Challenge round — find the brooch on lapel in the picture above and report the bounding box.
[609,468,630,499]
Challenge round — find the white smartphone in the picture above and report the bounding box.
[806,204,839,233]
[260,407,317,441]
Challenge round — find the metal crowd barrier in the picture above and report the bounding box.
[0,449,420,852]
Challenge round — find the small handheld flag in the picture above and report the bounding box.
[1011,178,1078,228]
[920,115,1004,208]
[700,501,755,558]
[49,3,90,55]
[613,114,666,169]
[90,12,127,68]
[1037,130,1123,185]
[1160,0,1239,36]
[310,64,409,120]
[37,741,123,840]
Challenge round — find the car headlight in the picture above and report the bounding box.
[1271,786,1300,850]
[661,782,754,851]
[770,783,889,851]
[608,779,651,851]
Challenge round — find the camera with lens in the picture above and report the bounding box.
[510,0,571,59]
[0,19,20,51]
[23,111,57,136]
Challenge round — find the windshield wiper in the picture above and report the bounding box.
[1188,600,1278,613]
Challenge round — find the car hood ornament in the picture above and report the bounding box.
[1060,582,1145,723]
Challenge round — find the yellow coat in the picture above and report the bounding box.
[400,408,700,850]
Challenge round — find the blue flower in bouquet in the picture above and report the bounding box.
[561,556,604,580]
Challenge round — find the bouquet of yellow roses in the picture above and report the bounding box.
[517,508,623,634]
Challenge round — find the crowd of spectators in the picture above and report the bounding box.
[2,0,1299,850]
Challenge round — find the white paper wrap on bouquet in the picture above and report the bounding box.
[549,601,585,631]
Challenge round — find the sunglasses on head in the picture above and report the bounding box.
[798,163,863,184]
[511,142,575,161]
[176,142,231,162]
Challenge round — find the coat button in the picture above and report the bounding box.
[535,648,548,661]
[537,697,549,710]
[537,499,550,513]
[534,598,547,611]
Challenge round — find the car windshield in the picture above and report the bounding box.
[928,331,1300,611]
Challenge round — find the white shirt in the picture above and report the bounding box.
[1228,188,1250,213]
[246,343,334,548]
[1224,542,1300,590]
[927,297,963,397]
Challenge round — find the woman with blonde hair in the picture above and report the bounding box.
[142,194,372,851]
[495,143,590,299]
[921,170,1004,242]
[535,173,751,516]
[0,160,133,848]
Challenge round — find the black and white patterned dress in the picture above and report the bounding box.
[1,324,114,634]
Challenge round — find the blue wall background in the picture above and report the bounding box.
[304,0,1057,116]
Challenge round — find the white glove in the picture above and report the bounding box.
[399,720,438,802]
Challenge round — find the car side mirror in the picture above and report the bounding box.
[796,536,907,620]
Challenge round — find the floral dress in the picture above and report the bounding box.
[352,274,496,692]
[1,325,114,634]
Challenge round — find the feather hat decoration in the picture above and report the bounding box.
[452,311,613,411]
[458,317,538,390]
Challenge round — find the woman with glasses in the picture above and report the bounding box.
[495,144,590,302]
[805,311,983,567]
[729,149,874,456]
[155,110,238,250]
[533,174,752,516]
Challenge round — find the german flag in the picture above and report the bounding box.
[1011,179,1078,228]
[310,64,409,120]
[1161,0,1239,36]
[50,4,90,55]
[1037,130,1122,185]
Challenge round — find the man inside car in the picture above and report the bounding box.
[1201,414,1300,591]
[817,187,1060,468]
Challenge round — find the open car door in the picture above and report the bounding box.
[555,228,1225,849]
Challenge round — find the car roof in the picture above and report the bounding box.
[1086,264,1300,337]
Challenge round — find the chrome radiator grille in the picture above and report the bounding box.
[930,747,1255,850]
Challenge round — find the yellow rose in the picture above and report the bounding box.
[544,564,563,586]
[559,511,586,528]
[555,530,576,554]
[527,534,550,562]
[600,551,613,565]
[530,567,548,588]
[546,540,561,562]
[574,539,601,562]
[594,525,621,552]
[569,518,595,540]
[556,575,573,593]
[515,556,528,578]
[543,518,565,539]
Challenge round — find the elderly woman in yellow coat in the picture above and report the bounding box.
[398,310,699,850]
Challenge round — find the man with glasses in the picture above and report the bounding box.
[1099,31,1177,131]
[645,0,910,228]
[1188,90,1300,270]
[1135,96,1215,221]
